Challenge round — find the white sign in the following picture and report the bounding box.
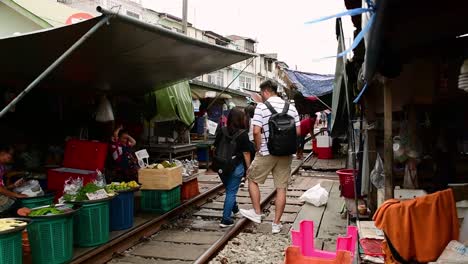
[86,189,108,200]
[207,120,218,135]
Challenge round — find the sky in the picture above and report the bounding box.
[141,0,355,74]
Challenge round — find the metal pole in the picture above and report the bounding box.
[182,0,188,35]
[0,15,112,119]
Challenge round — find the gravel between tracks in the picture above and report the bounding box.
[209,232,290,264]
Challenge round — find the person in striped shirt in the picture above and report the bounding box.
[240,80,300,234]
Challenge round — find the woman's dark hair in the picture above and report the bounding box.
[118,129,129,138]
[0,144,13,154]
[227,107,247,130]
[244,105,256,118]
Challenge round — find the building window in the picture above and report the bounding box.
[239,76,252,90]
[267,61,273,72]
[208,72,223,86]
[126,11,140,19]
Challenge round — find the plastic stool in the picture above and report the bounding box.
[290,220,357,259]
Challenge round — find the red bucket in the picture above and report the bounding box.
[336,169,357,198]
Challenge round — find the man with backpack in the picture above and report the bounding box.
[240,80,300,234]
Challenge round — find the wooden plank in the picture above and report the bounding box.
[132,241,209,260]
[152,230,222,244]
[264,212,297,223]
[291,180,335,235]
[316,182,347,250]
[109,256,191,264]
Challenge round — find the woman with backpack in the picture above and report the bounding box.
[213,107,251,227]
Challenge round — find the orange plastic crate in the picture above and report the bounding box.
[181,177,200,201]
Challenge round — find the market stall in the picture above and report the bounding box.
[0,6,253,263]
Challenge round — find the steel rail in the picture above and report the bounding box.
[70,182,224,264]
[193,156,310,264]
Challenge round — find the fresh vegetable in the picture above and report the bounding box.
[147,161,177,169]
[64,182,113,202]
[75,183,103,201]
[29,206,62,216]
[105,181,139,192]
[0,219,26,232]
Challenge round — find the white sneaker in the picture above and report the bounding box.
[272,223,283,234]
[239,208,262,224]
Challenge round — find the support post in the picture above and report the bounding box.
[0,15,111,119]
[384,79,394,200]
[182,0,188,35]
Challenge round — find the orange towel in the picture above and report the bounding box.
[373,189,459,263]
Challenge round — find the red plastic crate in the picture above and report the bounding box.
[48,168,98,201]
[47,139,108,201]
[181,177,200,201]
[316,147,333,159]
[63,139,107,171]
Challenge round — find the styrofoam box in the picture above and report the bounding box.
[316,135,332,148]
[394,186,427,200]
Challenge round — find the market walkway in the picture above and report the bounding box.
[106,158,347,264]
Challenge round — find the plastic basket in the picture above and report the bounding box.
[181,178,200,201]
[141,186,181,214]
[27,215,74,264]
[110,191,135,231]
[0,231,22,264]
[74,201,110,247]
[19,194,54,209]
[336,169,357,199]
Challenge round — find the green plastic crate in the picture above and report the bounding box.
[141,186,181,214]
[27,215,74,264]
[73,201,110,247]
[0,231,22,264]
[20,195,54,209]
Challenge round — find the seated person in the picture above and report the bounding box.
[109,126,139,182]
[0,144,27,216]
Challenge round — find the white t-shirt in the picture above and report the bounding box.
[251,96,300,156]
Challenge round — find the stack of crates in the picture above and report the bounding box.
[181,176,200,201]
[138,165,182,213]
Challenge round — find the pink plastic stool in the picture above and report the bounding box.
[291,220,358,259]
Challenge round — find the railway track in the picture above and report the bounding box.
[72,154,313,264]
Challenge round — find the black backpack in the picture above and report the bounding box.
[212,127,245,177]
[264,101,297,156]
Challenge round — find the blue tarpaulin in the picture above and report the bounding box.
[284,69,334,97]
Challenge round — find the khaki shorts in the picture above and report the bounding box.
[247,154,292,188]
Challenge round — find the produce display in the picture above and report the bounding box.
[64,182,115,202]
[147,160,177,169]
[0,219,27,232]
[105,181,139,192]
[29,206,62,216]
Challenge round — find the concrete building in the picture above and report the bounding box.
[58,0,143,19]
[55,0,286,93]
[0,0,93,38]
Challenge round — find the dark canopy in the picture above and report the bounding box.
[0,9,253,95]
[364,0,468,81]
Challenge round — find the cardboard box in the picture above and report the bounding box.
[138,165,182,190]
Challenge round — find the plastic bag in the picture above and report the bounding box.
[94,170,106,188]
[95,95,114,122]
[371,154,385,189]
[14,180,44,197]
[59,177,83,203]
[299,183,329,207]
